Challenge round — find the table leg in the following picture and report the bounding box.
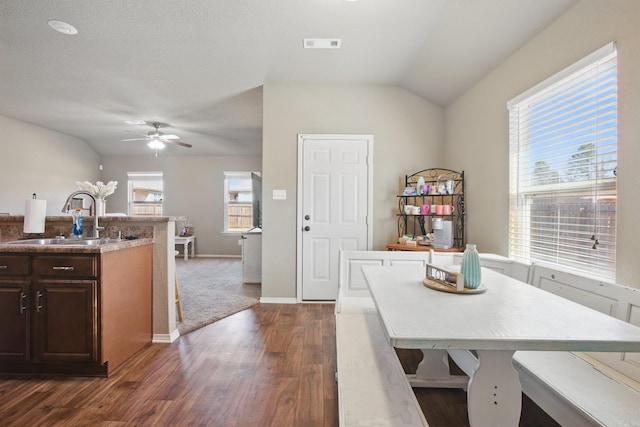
[184,242,189,261]
[417,349,450,378]
[190,239,195,258]
[409,349,469,389]
[467,350,521,427]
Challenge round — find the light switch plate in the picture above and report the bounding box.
[273,189,287,200]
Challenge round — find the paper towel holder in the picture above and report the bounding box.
[24,192,47,236]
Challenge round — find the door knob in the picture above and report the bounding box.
[304,226,311,231]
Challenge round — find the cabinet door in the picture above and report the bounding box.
[35,280,98,363]
[0,279,30,360]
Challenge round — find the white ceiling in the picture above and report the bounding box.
[0,0,577,157]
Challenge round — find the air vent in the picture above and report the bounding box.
[303,38,342,49]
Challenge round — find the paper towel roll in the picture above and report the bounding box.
[24,199,47,233]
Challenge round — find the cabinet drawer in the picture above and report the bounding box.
[34,256,97,278]
[0,256,30,276]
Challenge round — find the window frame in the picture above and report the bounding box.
[222,171,260,234]
[127,171,164,217]
[507,43,618,280]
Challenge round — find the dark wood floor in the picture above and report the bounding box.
[0,304,559,426]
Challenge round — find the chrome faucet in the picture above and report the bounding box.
[61,191,104,238]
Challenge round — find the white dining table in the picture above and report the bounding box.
[362,264,640,427]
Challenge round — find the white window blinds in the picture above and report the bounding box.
[508,43,617,280]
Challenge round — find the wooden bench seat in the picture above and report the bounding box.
[515,265,640,426]
[335,250,431,426]
[514,351,640,427]
[335,313,429,427]
[336,250,429,314]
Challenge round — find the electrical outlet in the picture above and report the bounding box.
[273,189,287,200]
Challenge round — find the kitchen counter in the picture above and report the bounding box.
[0,215,178,343]
[0,239,154,376]
[0,237,154,254]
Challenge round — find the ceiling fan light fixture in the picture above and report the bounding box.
[147,139,165,150]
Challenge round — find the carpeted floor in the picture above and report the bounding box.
[175,257,261,335]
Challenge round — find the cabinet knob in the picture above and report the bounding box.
[304,215,310,220]
[304,226,311,231]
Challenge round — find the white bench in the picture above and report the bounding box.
[335,250,430,427]
[513,265,640,427]
[336,314,429,426]
[336,249,429,314]
[428,249,531,283]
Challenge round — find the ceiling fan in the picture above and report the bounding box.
[121,122,192,154]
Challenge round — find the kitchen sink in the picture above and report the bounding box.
[8,238,122,246]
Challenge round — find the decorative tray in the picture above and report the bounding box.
[423,278,486,294]
[422,263,486,294]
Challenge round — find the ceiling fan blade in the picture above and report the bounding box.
[165,140,192,148]
[125,130,150,137]
[121,138,148,142]
[161,134,180,140]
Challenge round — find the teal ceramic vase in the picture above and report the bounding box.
[460,244,481,289]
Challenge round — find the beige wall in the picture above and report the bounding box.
[101,155,262,256]
[0,115,101,216]
[262,84,444,298]
[445,0,640,286]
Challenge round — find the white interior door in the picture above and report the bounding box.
[298,134,372,300]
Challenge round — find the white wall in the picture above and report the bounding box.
[445,0,640,286]
[100,155,261,256]
[0,115,100,216]
[262,84,444,298]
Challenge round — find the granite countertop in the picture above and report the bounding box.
[0,238,154,254]
[0,215,170,222]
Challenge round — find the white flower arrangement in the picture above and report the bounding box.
[76,180,118,199]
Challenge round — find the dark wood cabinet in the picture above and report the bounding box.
[36,279,98,363]
[0,255,31,361]
[0,244,152,377]
[32,255,98,363]
[0,278,30,360]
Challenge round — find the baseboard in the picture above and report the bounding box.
[260,297,298,304]
[175,254,241,259]
[152,329,180,343]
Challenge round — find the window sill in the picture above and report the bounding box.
[222,231,246,236]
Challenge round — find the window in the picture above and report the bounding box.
[508,43,617,280]
[128,172,164,216]
[223,172,261,233]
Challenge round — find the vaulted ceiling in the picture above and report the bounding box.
[0,0,577,157]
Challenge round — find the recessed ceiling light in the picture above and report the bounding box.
[124,120,147,125]
[47,20,78,35]
[303,38,342,49]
